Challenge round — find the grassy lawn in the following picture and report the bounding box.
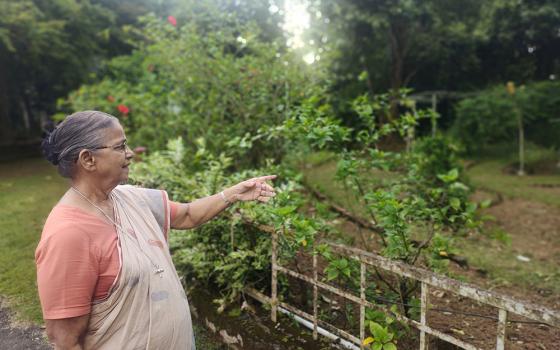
[466,160,560,208]
[0,158,68,324]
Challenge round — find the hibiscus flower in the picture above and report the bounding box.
[117,104,130,116]
[167,15,177,27]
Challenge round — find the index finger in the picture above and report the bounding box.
[255,175,277,182]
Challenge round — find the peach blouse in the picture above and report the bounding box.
[35,195,179,319]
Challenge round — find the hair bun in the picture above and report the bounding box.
[41,129,60,165]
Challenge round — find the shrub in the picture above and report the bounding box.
[57,14,318,170]
[453,80,560,154]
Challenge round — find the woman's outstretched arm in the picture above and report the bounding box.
[170,175,276,229]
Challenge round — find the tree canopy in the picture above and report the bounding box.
[1,0,559,147]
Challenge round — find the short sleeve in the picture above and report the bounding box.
[169,201,181,225]
[35,225,99,319]
[126,186,173,241]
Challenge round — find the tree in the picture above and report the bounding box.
[453,81,560,158]
[506,82,525,175]
[476,0,560,84]
[307,0,560,134]
[0,0,288,145]
[311,0,485,122]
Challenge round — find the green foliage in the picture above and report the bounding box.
[131,138,262,303]
[413,136,462,183]
[281,95,352,151]
[477,0,560,83]
[324,258,351,281]
[0,0,177,142]
[130,136,327,305]
[453,81,560,153]
[310,0,486,120]
[288,91,482,319]
[363,319,398,350]
[487,228,512,246]
[59,14,316,169]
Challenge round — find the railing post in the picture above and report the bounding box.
[360,261,366,350]
[496,308,507,350]
[420,282,429,350]
[230,220,235,251]
[313,253,318,339]
[271,227,279,323]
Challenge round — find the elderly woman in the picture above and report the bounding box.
[36,111,276,349]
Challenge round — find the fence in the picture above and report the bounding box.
[242,222,560,350]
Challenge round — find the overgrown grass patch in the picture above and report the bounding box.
[299,152,392,219]
[466,160,560,208]
[457,236,560,295]
[0,158,68,324]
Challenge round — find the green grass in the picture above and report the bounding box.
[456,236,560,295]
[301,151,391,220]
[0,158,68,324]
[466,160,560,207]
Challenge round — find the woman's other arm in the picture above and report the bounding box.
[45,315,89,350]
[171,175,276,229]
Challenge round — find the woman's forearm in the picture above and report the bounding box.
[171,176,276,230]
[176,188,236,229]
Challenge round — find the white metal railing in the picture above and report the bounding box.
[242,222,560,350]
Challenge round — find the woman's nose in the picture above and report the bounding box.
[125,145,135,159]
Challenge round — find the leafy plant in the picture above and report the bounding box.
[363,321,397,350]
[325,258,352,281]
[57,14,318,170]
[286,91,483,320]
[453,81,560,155]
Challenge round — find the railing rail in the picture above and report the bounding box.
[240,222,559,350]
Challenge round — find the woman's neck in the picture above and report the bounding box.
[70,179,113,205]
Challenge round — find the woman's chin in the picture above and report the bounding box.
[119,170,130,185]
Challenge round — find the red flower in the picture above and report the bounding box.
[167,15,177,27]
[106,95,115,102]
[117,104,129,115]
[133,146,147,154]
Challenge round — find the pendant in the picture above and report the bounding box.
[155,266,164,278]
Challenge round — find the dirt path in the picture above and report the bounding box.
[460,193,560,309]
[0,306,51,350]
[485,197,560,265]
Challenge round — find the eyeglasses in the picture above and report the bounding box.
[92,140,129,152]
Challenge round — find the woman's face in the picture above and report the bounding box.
[92,123,134,185]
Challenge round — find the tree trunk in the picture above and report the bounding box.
[388,22,407,122]
[19,96,31,136]
[517,110,525,176]
[0,53,14,146]
[431,94,438,137]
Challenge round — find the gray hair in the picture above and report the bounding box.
[41,111,119,178]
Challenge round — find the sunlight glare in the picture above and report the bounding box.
[282,0,310,49]
[303,52,315,64]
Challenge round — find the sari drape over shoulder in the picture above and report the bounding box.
[83,185,193,350]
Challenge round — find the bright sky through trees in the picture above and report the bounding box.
[281,0,309,48]
[274,0,316,64]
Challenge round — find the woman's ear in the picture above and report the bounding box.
[77,149,97,172]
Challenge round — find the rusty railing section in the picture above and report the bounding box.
[241,220,559,349]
